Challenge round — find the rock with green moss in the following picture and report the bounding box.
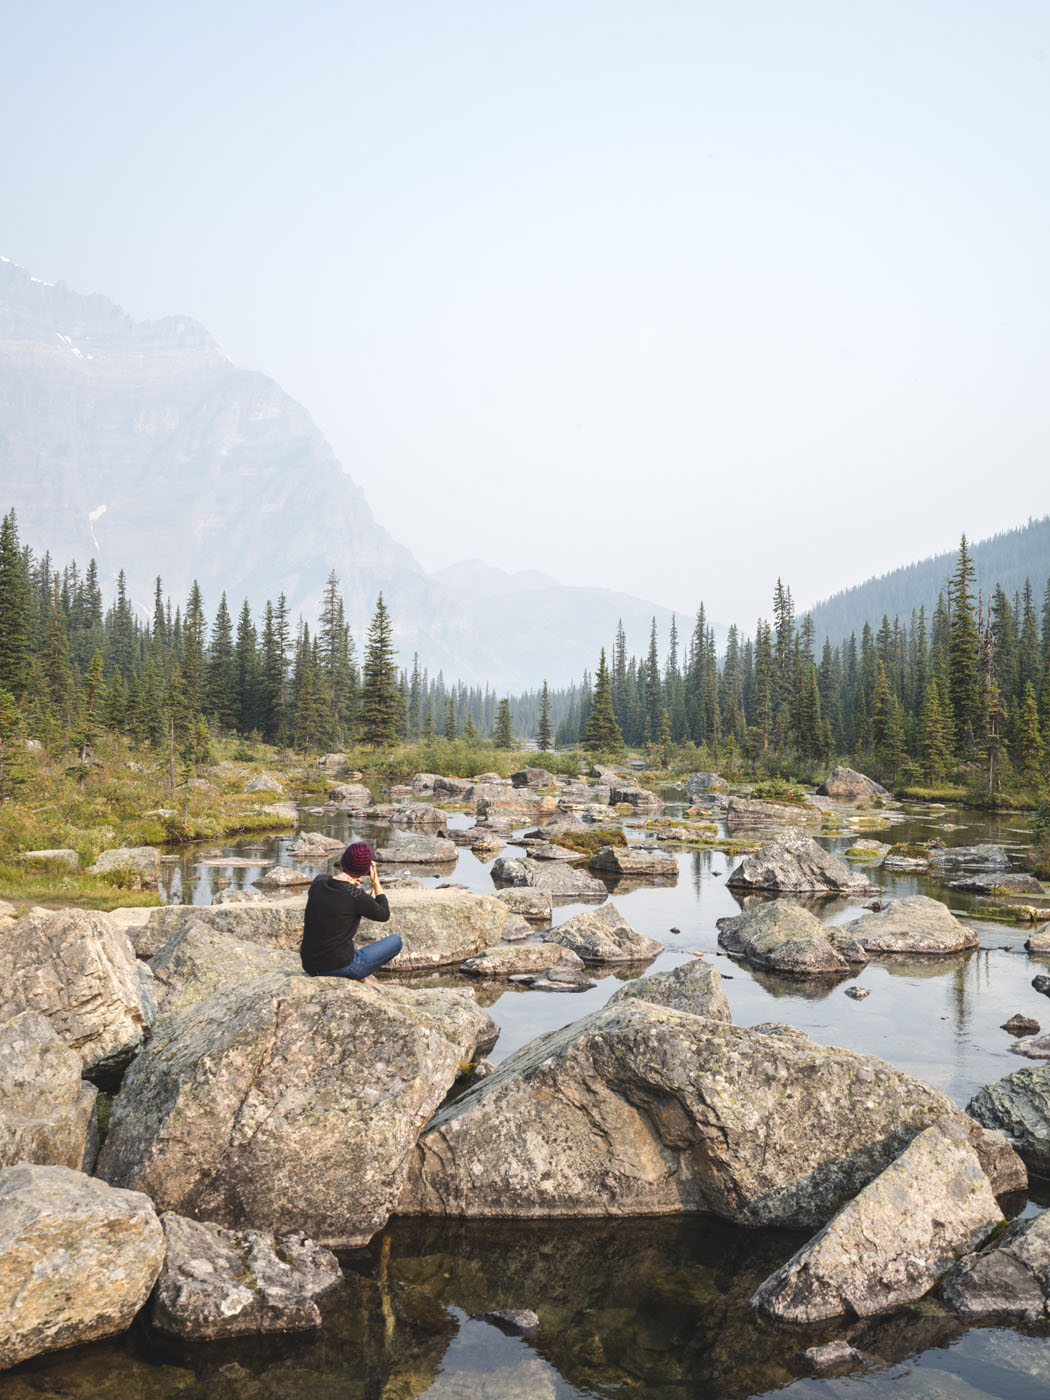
[750,1117,1003,1321]
[0,1164,164,1370]
[0,1012,98,1171]
[844,840,890,863]
[725,797,822,831]
[589,846,678,879]
[609,959,731,1022]
[942,1210,1050,1320]
[398,1004,1017,1230]
[150,1212,342,1339]
[717,901,852,976]
[86,845,161,888]
[97,975,495,1248]
[726,830,878,895]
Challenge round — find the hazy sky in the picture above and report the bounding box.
[3,0,1048,627]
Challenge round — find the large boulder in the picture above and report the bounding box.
[685,772,728,799]
[490,856,607,900]
[968,1064,1050,1175]
[609,960,731,1022]
[942,1210,1050,1321]
[834,896,978,957]
[511,767,559,789]
[949,872,1045,895]
[375,834,457,865]
[149,922,300,1016]
[477,792,559,821]
[86,845,161,888]
[287,831,345,860]
[137,900,308,959]
[398,1005,1011,1230]
[328,782,372,807]
[387,802,451,829]
[726,830,878,895]
[725,797,821,831]
[0,1012,98,1171]
[0,1164,164,1370]
[608,784,664,813]
[357,888,508,970]
[0,908,155,1078]
[544,903,662,964]
[97,976,495,1248]
[716,901,851,976]
[150,1212,342,1339]
[461,945,585,978]
[815,767,890,802]
[589,847,678,879]
[496,888,553,923]
[254,864,312,888]
[750,1117,1003,1322]
[929,845,1011,874]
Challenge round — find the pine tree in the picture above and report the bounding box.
[0,512,32,698]
[984,677,1007,800]
[234,600,259,735]
[182,582,207,716]
[77,651,108,759]
[445,695,457,741]
[0,688,31,803]
[582,650,624,752]
[947,538,982,753]
[462,711,479,743]
[919,678,954,783]
[537,681,552,751]
[206,593,236,733]
[1015,683,1046,791]
[359,594,402,747]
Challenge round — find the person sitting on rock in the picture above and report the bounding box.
[300,840,402,980]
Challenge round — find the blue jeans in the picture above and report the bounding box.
[308,934,403,980]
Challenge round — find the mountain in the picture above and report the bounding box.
[805,517,1050,643]
[0,257,691,689]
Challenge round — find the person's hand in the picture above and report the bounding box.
[369,860,381,895]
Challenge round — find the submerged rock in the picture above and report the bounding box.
[398,1004,1009,1231]
[833,896,978,957]
[0,1012,98,1172]
[750,1117,1002,1322]
[942,1210,1050,1321]
[726,830,878,896]
[0,907,155,1078]
[815,767,890,802]
[0,1164,165,1370]
[609,959,731,1022]
[97,976,494,1248]
[716,901,851,977]
[461,945,584,978]
[150,1212,342,1339]
[544,903,662,964]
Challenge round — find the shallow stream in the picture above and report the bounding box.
[6,796,1050,1398]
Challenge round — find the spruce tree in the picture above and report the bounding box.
[0,512,32,697]
[494,697,512,748]
[445,695,457,740]
[947,538,982,752]
[206,593,236,733]
[1015,682,1045,790]
[582,650,623,752]
[0,688,31,803]
[537,681,552,752]
[359,594,402,747]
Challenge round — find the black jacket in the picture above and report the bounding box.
[300,875,390,973]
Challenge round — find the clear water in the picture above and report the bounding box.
[7,797,1049,1398]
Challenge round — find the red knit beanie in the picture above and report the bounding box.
[340,841,373,875]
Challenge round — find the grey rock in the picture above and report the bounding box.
[500,914,534,942]
[1034,974,1050,997]
[525,969,597,993]
[138,900,308,959]
[804,1339,868,1372]
[929,845,1011,873]
[398,1005,1006,1230]
[511,768,559,789]
[1002,1015,1040,1036]
[328,782,372,807]
[477,791,559,821]
[716,900,851,976]
[0,907,155,1077]
[950,873,1045,894]
[490,856,607,900]
[815,767,890,802]
[0,1164,164,1370]
[589,846,678,879]
[545,903,662,964]
[1008,1032,1050,1060]
[0,1012,97,1171]
[375,835,457,865]
[836,896,978,957]
[254,864,312,887]
[462,946,585,978]
[245,774,283,794]
[21,848,79,868]
[149,922,299,1017]
[845,986,871,1001]
[968,1064,1050,1175]
[725,797,821,830]
[684,772,728,799]
[258,802,298,825]
[150,1212,342,1339]
[358,888,508,970]
[942,1210,1050,1320]
[86,845,161,888]
[470,832,505,858]
[97,976,494,1248]
[726,830,878,895]
[521,841,582,862]
[608,784,664,812]
[496,889,554,923]
[609,959,731,1022]
[287,831,345,860]
[477,1308,541,1335]
[750,1117,1003,1321]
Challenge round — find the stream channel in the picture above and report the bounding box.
[5,798,1050,1399]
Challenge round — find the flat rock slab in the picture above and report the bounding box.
[589,847,678,879]
[717,900,851,977]
[151,1212,342,1339]
[462,946,585,978]
[942,1210,1050,1321]
[357,888,508,970]
[726,830,877,895]
[139,901,308,959]
[726,797,822,830]
[97,976,494,1248]
[968,1064,1050,1175]
[544,903,662,964]
[950,873,1045,895]
[149,922,300,1017]
[750,1117,1003,1322]
[398,1004,1007,1231]
[0,907,155,1078]
[0,1012,97,1172]
[0,1164,164,1370]
[490,856,607,900]
[522,842,582,862]
[836,896,978,957]
[930,845,1011,874]
[375,836,458,865]
[496,889,554,923]
[609,959,731,1022]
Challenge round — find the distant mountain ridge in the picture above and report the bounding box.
[805,517,1050,642]
[0,256,692,689]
